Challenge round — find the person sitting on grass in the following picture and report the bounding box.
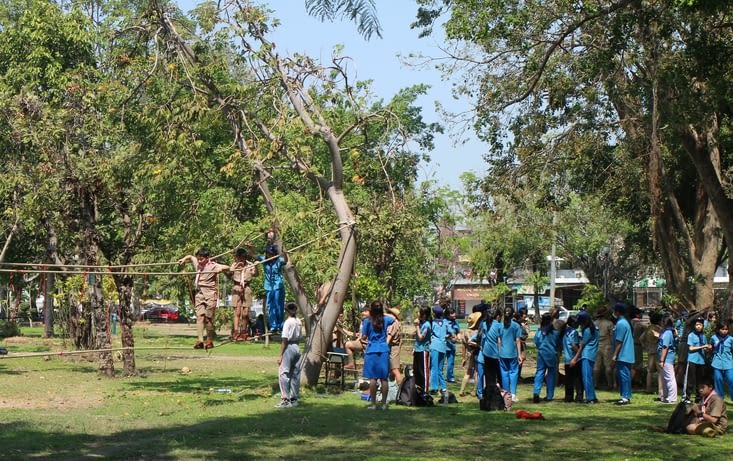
[686,378,728,437]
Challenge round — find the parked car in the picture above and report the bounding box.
[139,304,181,323]
[558,309,581,323]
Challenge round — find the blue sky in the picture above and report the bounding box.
[177,1,488,190]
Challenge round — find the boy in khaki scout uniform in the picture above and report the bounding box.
[230,246,258,341]
[178,248,230,349]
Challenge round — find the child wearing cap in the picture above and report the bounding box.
[257,244,288,333]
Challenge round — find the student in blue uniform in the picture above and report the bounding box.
[686,316,711,401]
[612,302,635,405]
[480,308,503,399]
[257,245,287,332]
[498,306,524,402]
[657,316,678,404]
[711,321,733,401]
[413,306,432,394]
[572,311,599,404]
[361,300,395,410]
[563,315,583,402]
[429,305,449,399]
[533,313,561,402]
[445,307,460,383]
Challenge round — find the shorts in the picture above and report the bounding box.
[232,285,252,314]
[389,343,401,370]
[194,290,217,319]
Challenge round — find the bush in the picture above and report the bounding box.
[0,320,21,338]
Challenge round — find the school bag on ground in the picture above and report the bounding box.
[666,400,695,434]
[396,375,416,406]
[480,382,507,411]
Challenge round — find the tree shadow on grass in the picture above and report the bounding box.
[1,396,729,461]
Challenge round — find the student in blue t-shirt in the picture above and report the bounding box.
[686,317,712,401]
[612,302,635,405]
[657,316,678,404]
[445,307,460,383]
[711,321,733,401]
[563,315,583,402]
[257,244,287,332]
[413,306,432,393]
[480,308,503,399]
[429,305,449,399]
[572,311,599,403]
[533,313,560,402]
[498,307,524,402]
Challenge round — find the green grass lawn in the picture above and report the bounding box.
[1,325,731,460]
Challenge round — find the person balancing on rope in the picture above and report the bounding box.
[229,245,258,341]
[178,248,230,350]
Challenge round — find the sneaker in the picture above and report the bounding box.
[447,379,457,383]
[289,399,299,407]
[204,341,214,350]
[533,394,540,404]
[614,398,631,406]
[366,404,377,410]
[193,342,204,349]
[274,399,291,409]
[379,403,388,410]
[583,399,599,404]
[511,394,519,403]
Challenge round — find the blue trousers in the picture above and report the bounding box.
[429,349,447,392]
[533,355,557,400]
[446,345,456,381]
[475,359,485,399]
[616,361,632,400]
[713,367,733,400]
[499,357,519,394]
[581,359,597,401]
[265,286,285,331]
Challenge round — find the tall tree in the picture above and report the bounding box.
[415,0,732,313]
[153,0,437,385]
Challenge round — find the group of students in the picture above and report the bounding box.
[452,301,731,437]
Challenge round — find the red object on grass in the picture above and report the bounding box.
[515,409,545,420]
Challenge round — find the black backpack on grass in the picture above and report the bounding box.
[667,400,695,434]
[480,382,506,411]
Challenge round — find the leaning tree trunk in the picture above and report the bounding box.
[156,4,359,386]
